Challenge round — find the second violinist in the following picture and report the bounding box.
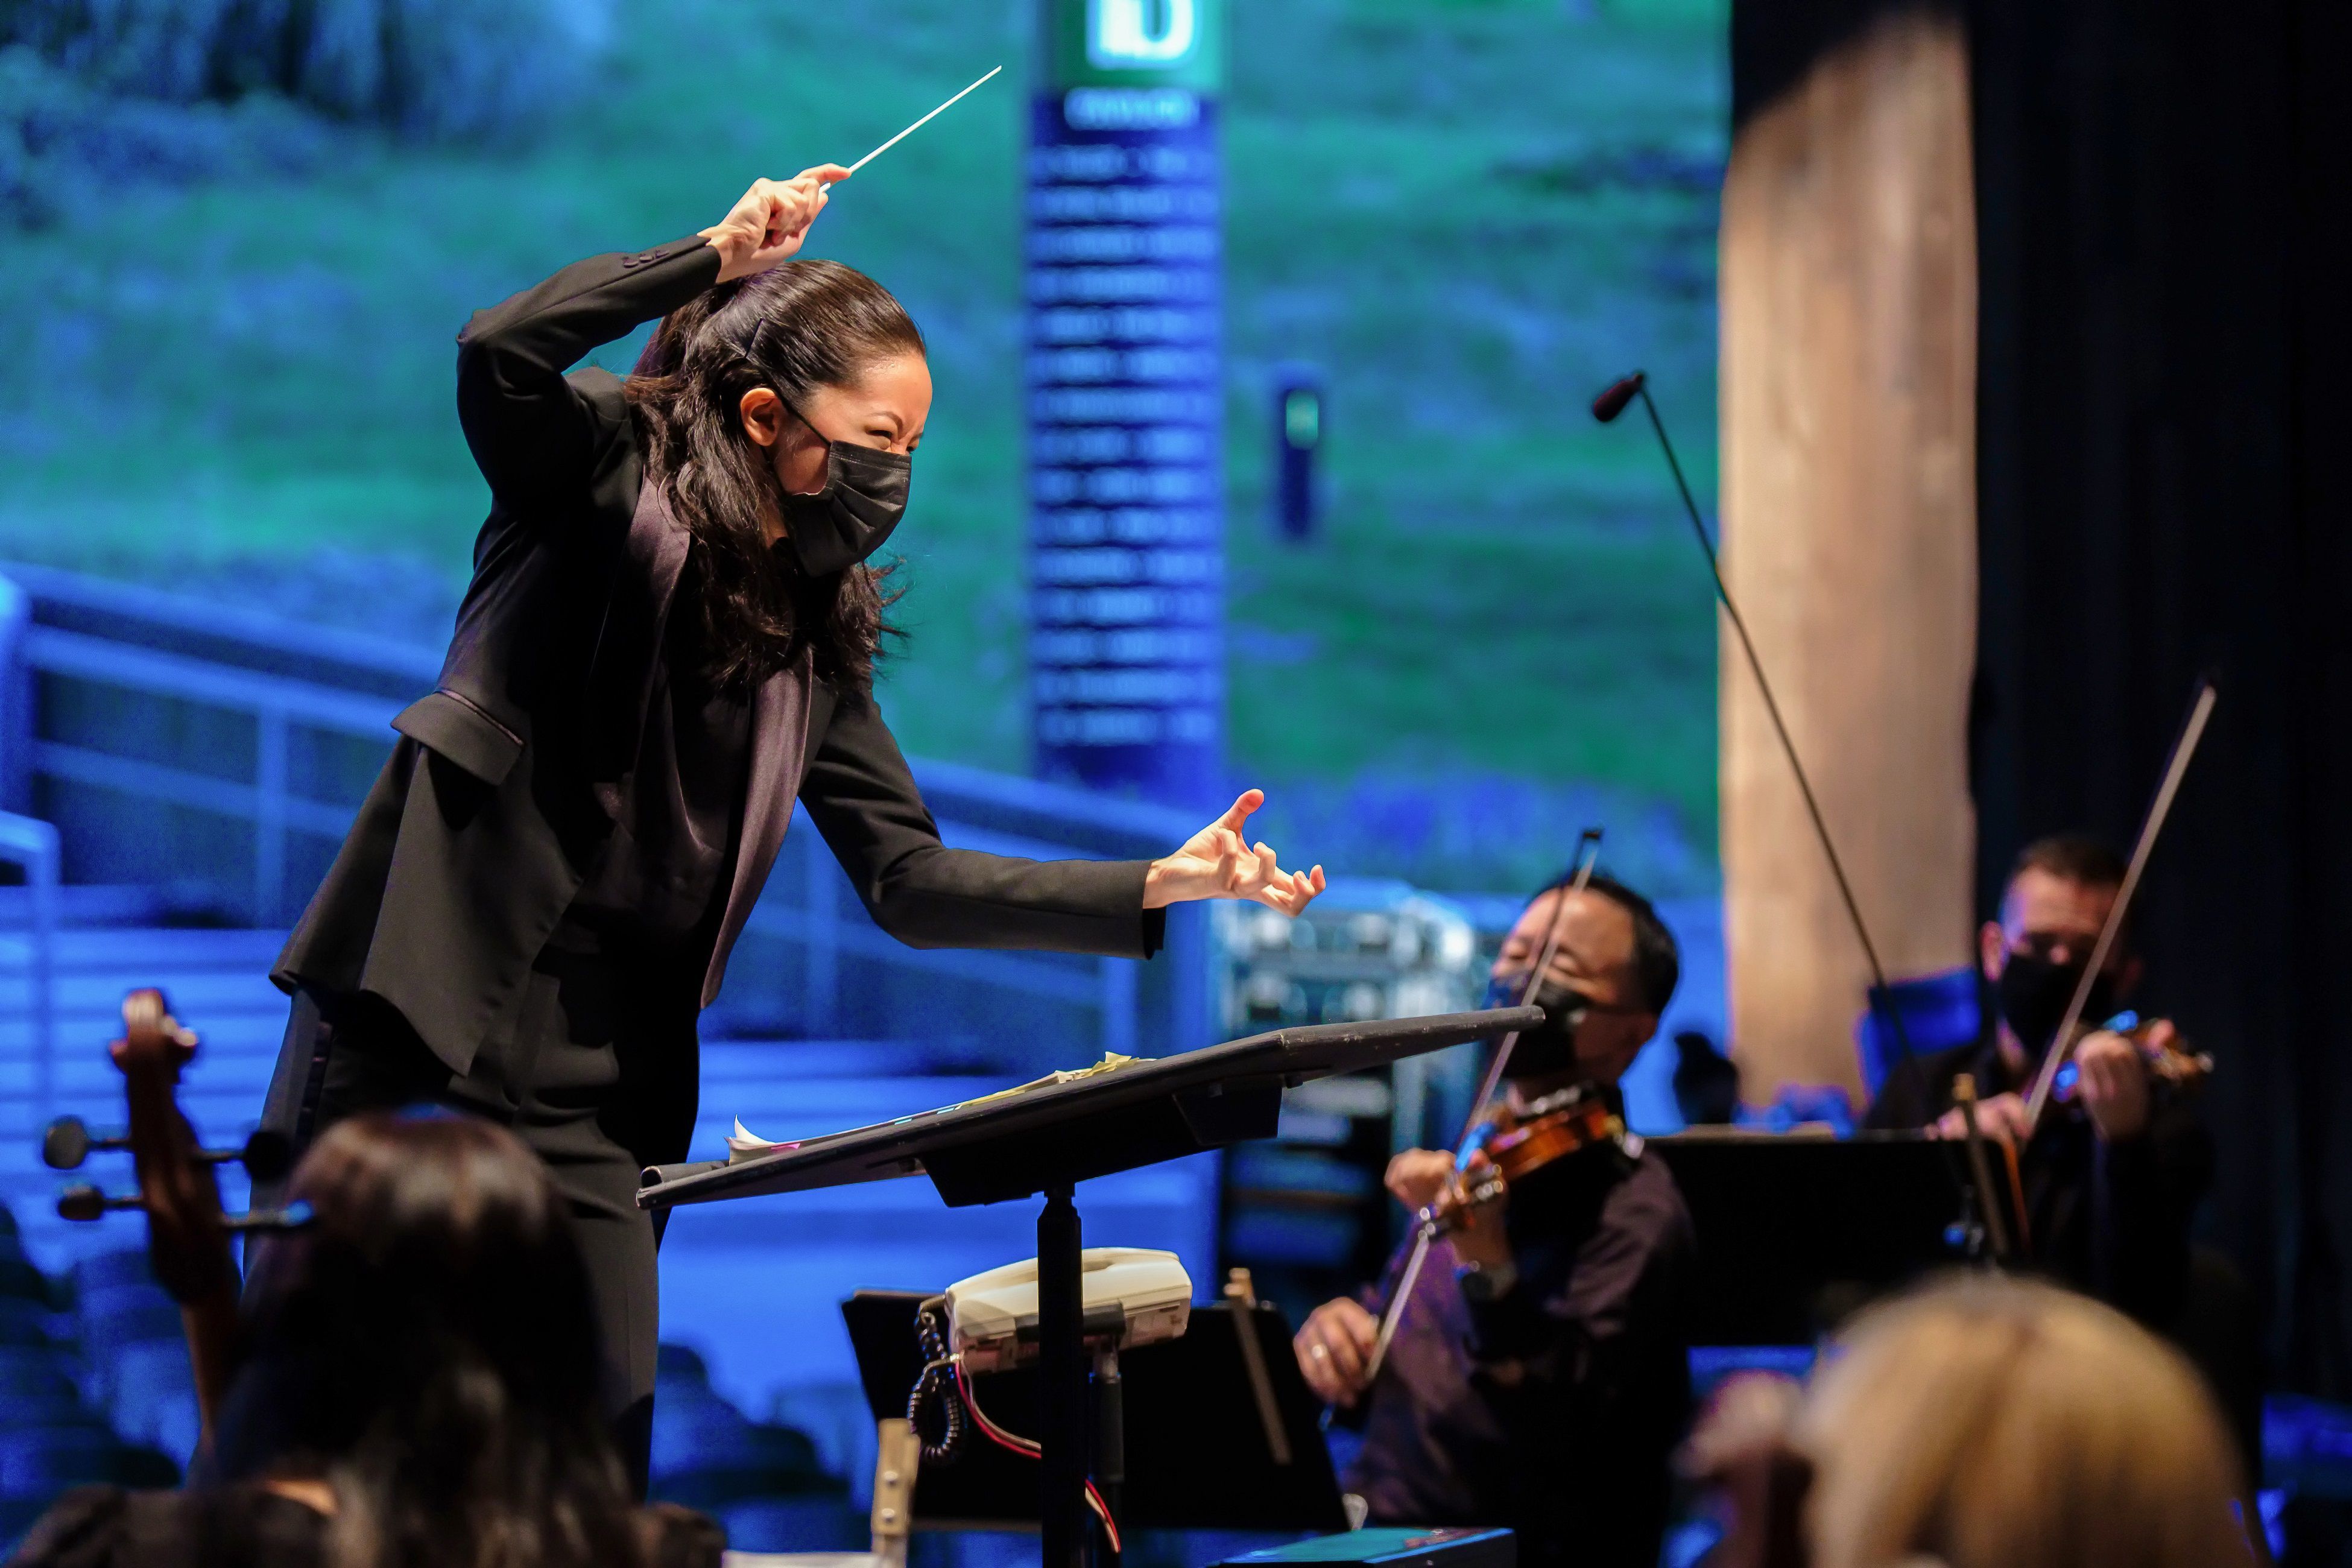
[1863,834,2214,1329]
[1291,871,1696,1568]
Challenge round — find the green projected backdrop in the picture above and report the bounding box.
[0,0,1728,894]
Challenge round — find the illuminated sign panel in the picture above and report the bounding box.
[1028,0,1223,803]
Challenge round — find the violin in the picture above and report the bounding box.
[41,988,308,1452]
[1355,1078,1625,1386]
[2048,1012,2213,1107]
[1436,1083,1626,1225]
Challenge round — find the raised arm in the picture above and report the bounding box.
[454,166,847,514]
[454,241,715,514]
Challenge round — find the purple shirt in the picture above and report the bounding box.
[1342,1138,1695,1568]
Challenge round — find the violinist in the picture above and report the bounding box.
[1863,835,2213,1324]
[1291,873,1696,1568]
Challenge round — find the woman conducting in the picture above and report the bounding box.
[256,165,1326,1488]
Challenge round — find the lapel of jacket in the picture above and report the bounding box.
[587,482,694,808]
[701,656,821,1007]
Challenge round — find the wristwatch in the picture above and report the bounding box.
[1455,1257,1520,1303]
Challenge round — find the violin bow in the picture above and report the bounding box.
[2021,677,2219,1133]
[1359,830,1603,1387]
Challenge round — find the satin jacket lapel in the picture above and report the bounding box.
[587,482,692,805]
[701,655,817,1007]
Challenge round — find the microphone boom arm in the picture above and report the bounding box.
[1594,371,1939,1112]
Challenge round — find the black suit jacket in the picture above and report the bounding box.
[270,237,1163,1160]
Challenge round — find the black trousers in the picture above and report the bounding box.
[266,928,668,1497]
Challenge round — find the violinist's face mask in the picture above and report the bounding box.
[1481,973,1595,1081]
[777,435,912,577]
[1996,949,2117,1059]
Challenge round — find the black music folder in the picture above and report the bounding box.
[1649,1129,2015,1344]
[842,1291,1349,1534]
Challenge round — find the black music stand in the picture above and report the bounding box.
[1648,1129,2022,1344]
[637,1008,1540,1568]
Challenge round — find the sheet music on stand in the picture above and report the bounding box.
[637,1007,1541,1568]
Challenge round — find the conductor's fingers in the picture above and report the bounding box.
[1213,829,1248,886]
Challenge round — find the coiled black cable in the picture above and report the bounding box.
[907,1296,964,1463]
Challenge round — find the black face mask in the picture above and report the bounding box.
[1995,950,2117,1059]
[778,438,911,577]
[1482,973,1593,1082]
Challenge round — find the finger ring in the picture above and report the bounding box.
[1310,1344,1329,1360]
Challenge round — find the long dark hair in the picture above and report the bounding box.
[221,1113,645,1568]
[625,260,925,690]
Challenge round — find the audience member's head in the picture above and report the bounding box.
[223,1111,646,1568]
[1487,870,1678,1087]
[1981,834,2139,1060]
[1690,1275,2249,1568]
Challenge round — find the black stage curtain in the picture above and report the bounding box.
[1733,0,2352,1391]
[1969,0,2352,1397]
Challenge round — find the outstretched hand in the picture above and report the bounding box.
[701,166,852,283]
[1143,789,1325,914]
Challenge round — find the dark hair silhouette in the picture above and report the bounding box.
[220,1112,645,1568]
[2009,833,2127,891]
[625,259,925,690]
[2005,833,2132,949]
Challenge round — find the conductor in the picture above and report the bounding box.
[254,167,1325,1490]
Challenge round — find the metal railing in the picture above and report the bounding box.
[24,625,400,922]
[0,811,59,1125]
[0,563,1207,1091]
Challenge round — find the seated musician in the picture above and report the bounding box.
[1862,834,2213,1323]
[1291,873,1696,1568]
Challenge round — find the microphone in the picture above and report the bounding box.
[1591,370,1948,1154]
[1590,372,1646,424]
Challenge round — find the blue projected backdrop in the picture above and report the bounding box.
[1027,0,1225,805]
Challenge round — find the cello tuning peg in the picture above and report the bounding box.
[223,1200,315,1234]
[42,1118,128,1172]
[56,1183,142,1223]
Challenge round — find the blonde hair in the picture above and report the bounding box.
[1795,1276,2249,1568]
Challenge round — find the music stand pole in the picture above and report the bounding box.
[1038,1183,1087,1568]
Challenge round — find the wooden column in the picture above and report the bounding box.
[1719,7,1978,1101]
